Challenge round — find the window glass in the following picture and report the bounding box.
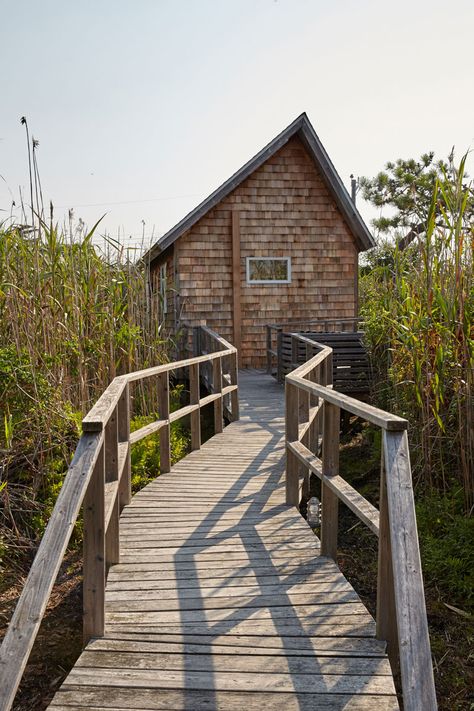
[246,257,291,283]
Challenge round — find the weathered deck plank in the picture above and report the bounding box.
[49,370,398,710]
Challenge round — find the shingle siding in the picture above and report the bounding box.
[150,135,358,367]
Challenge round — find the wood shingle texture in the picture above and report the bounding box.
[146,114,374,367]
[48,370,398,710]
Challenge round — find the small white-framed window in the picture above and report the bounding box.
[159,263,167,314]
[246,257,291,284]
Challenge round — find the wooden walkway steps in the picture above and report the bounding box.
[48,370,399,711]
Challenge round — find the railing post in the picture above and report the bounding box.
[285,380,300,506]
[117,382,131,510]
[230,350,240,421]
[189,362,201,450]
[83,441,105,643]
[213,356,223,434]
[300,384,311,499]
[309,362,321,454]
[193,325,201,357]
[383,430,438,711]
[323,350,333,386]
[277,330,283,384]
[266,326,272,374]
[376,439,398,669]
[158,371,171,473]
[105,407,119,570]
[291,334,299,369]
[300,389,310,447]
[320,401,340,560]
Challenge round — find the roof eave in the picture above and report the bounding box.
[298,122,375,252]
[142,114,308,264]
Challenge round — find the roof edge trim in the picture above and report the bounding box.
[142,113,374,264]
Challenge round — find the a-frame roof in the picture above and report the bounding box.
[144,113,374,263]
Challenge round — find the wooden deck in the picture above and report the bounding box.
[48,370,398,710]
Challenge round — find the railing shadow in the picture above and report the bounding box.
[156,371,386,709]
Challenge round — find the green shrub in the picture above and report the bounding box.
[416,489,474,611]
[340,427,473,612]
[130,414,190,492]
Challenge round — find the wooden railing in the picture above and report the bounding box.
[276,329,371,395]
[285,333,437,711]
[266,317,362,378]
[0,327,238,711]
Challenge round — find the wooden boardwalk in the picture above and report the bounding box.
[49,370,398,710]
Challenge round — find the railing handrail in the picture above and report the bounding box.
[284,332,437,711]
[0,433,103,711]
[0,326,238,711]
[286,333,332,378]
[267,316,363,330]
[289,374,408,431]
[199,325,235,351]
[84,348,236,429]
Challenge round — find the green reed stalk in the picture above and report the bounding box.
[360,154,473,508]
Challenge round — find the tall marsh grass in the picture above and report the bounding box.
[360,155,473,508]
[0,221,173,559]
[0,222,166,410]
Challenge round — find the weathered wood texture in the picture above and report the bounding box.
[48,371,398,711]
[320,401,340,560]
[83,443,106,642]
[278,330,371,394]
[285,336,436,710]
[265,318,361,379]
[150,136,359,367]
[0,329,238,711]
[383,431,437,711]
[147,248,177,335]
[231,209,242,355]
[0,434,103,711]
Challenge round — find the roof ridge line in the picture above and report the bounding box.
[142,113,374,263]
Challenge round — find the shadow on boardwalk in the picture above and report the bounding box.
[48,370,398,710]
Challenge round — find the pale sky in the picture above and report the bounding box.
[1,0,473,253]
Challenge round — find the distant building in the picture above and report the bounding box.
[143,113,374,367]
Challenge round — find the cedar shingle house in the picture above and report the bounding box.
[144,113,374,367]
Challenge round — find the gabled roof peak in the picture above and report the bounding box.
[143,113,374,262]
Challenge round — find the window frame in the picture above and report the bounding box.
[245,256,292,285]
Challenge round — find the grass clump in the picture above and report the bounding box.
[0,222,183,574]
[0,222,166,410]
[130,416,190,492]
[416,489,474,612]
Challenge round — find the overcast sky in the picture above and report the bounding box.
[1,0,473,252]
